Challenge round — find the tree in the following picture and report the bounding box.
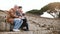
[26,9,43,15]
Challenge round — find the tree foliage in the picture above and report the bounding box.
[26,9,43,15]
[26,2,60,17]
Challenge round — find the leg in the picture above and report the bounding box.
[10,24,14,31]
[22,18,29,31]
[24,18,29,31]
[25,23,29,30]
[13,18,23,31]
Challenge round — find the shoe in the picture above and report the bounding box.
[13,29,20,32]
[10,29,13,31]
[24,29,29,31]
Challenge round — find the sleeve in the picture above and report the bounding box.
[10,10,19,18]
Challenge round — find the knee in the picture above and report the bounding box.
[14,19,22,23]
[14,18,21,21]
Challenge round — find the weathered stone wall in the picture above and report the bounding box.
[0,12,60,34]
[27,14,60,30]
[0,11,10,31]
[26,14,60,34]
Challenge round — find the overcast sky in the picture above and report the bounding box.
[0,0,60,13]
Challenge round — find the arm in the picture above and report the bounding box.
[10,10,19,18]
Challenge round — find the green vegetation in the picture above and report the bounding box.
[26,2,60,18]
[26,5,49,15]
[26,9,43,15]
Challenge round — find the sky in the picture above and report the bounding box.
[0,0,60,13]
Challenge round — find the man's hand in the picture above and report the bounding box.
[19,16,22,19]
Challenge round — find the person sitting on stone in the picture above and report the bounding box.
[16,6,29,31]
[6,5,23,32]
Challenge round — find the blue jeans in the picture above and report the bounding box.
[13,18,23,29]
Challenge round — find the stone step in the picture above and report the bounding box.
[0,30,51,34]
[0,31,33,34]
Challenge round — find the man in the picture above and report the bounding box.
[7,5,23,32]
[16,6,29,31]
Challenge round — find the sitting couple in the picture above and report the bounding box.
[6,5,29,32]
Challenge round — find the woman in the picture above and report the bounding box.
[17,6,29,31]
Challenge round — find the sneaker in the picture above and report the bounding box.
[23,29,29,31]
[24,30,29,31]
[13,29,20,32]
